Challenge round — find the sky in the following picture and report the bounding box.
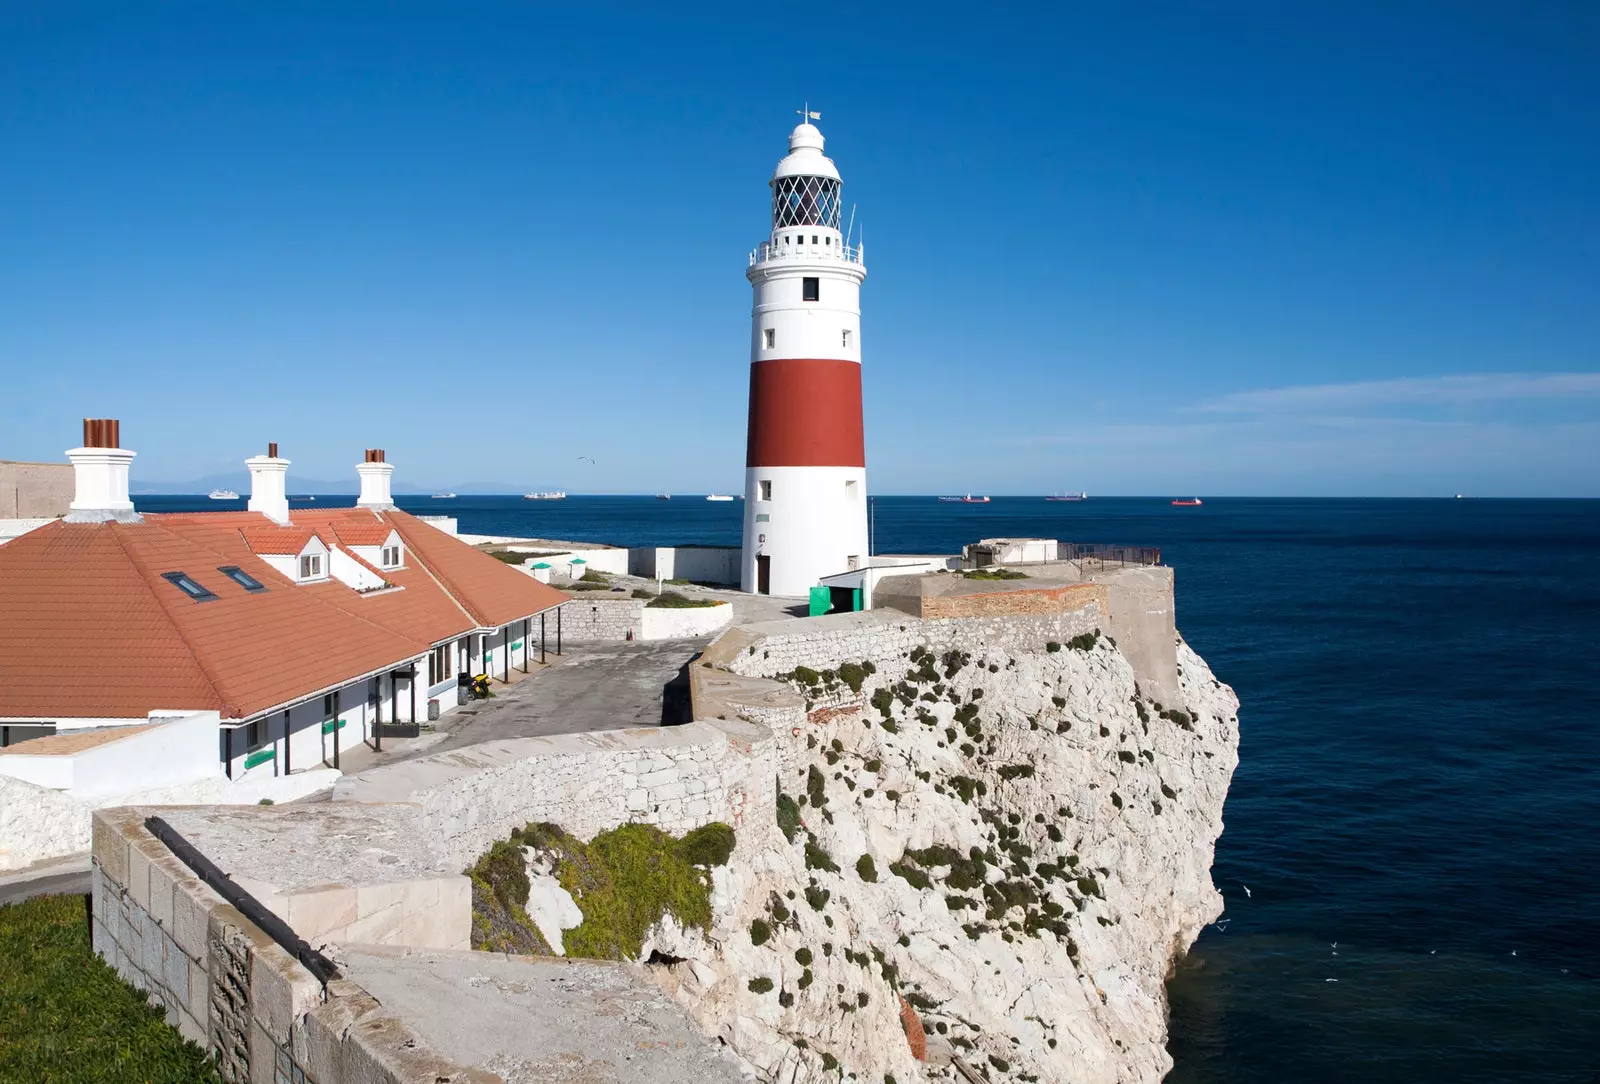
[1,3,1596,496]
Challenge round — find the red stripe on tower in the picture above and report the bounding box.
[746,358,865,467]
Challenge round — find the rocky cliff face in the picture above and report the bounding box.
[645,631,1239,1083]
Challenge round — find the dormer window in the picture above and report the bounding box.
[299,553,323,580]
[162,572,218,602]
[381,544,402,569]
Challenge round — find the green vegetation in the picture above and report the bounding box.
[806,764,828,808]
[1118,750,1137,764]
[805,837,839,873]
[837,660,875,692]
[795,946,813,965]
[960,568,1029,580]
[579,568,610,583]
[856,854,878,882]
[0,894,221,1083]
[1067,630,1101,652]
[470,821,735,960]
[749,919,772,946]
[1045,641,1062,653]
[747,976,774,994]
[647,591,724,609]
[996,764,1036,780]
[776,788,803,843]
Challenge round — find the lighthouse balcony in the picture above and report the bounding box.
[749,238,864,268]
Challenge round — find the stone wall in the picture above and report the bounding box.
[0,459,72,518]
[332,719,777,871]
[90,807,500,1084]
[921,581,1105,619]
[554,597,644,641]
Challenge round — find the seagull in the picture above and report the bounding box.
[1511,951,1517,957]
[1241,884,1252,898]
[1430,950,1437,955]
[1324,978,1338,983]
[1330,942,1338,949]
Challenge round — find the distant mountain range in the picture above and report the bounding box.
[131,471,526,496]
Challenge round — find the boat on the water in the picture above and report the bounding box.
[656,493,671,500]
[1171,498,1203,507]
[431,492,456,499]
[523,490,566,500]
[208,488,239,500]
[938,494,990,503]
[1045,492,1088,502]
[706,494,735,502]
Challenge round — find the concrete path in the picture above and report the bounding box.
[0,853,91,906]
[339,945,746,1084]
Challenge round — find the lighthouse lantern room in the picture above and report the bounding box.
[741,115,869,596]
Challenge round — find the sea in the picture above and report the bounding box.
[137,493,1600,1082]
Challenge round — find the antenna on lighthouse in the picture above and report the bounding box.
[845,202,857,249]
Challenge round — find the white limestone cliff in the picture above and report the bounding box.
[643,633,1239,1083]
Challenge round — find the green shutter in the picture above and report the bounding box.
[321,717,346,735]
[244,748,275,770]
[809,586,832,617]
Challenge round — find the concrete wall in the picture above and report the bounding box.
[1083,565,1180,706]
[553,597,644,641]
[0,711,220,798]
[629,546,742,585]
[332,720,776,873]
[0,459,73,517]
[90,809,490,1084]
[639,602,733,641]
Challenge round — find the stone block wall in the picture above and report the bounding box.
[554,597,644,641]
[90,808,501,1084]
[920,582,1106,619]
[333,719,777,871]
[0,459,72,517]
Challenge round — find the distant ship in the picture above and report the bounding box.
[656,493,671,500]
[208,488,239,500]
[705,494,735,502]
[1171,498,1203,507]
[1045,492,1088,502]
[431,492,456,499]
[523,490,566,500]
[938,494,990,504]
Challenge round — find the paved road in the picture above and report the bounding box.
[426,638,708,755]
[0,861,90,907]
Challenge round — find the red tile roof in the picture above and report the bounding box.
[0,509,568,723]
[327,520,395,547]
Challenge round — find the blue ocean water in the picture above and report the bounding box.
[136,494,1600,1079]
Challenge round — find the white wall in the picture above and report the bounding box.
[741,465,869,597]
[328,546,388,590]
[820,557,954,610]
[640,602,734,641]
[0,710,223,799]
[630,546,742,585]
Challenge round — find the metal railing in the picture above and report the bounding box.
[143,815,342,986]
[1061,543,1163,568]
[748,239,864,267]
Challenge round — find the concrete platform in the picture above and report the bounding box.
[339,945,748,1084]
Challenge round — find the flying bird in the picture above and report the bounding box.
[1241,884,1252,898]
[577,456,595,464]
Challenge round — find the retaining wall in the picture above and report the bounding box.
[90,808,499,1084]
[629,546,741,585]
[640,602,733,640]
[333,720,775,872]
[554,597,732,642]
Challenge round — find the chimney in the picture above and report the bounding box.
[355,448,395,510]
[65,418,141,523]
[245,441,291,524]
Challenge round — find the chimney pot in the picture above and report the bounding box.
[267,441,278,458]
[356,449,396,510]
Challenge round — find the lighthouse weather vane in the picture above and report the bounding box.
[797,104,821,122]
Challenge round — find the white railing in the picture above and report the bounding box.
[749,239,864,267]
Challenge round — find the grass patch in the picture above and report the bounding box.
[0,894,221,1083]
[646,591,725,609]
[960,568,1029,580]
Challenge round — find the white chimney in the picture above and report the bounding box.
[65,418,141,523]
[355,448,395,510]
[246,441,291,524]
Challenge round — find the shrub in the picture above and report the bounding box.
[889,861,931,890]
[749,918,772,946]
[806,764,828,808]
[961,568,1028,580]
[1118,750,1136,764]
[647,591,723,609]
[1162,783,1178,799]
[793,665,821,686]
[990,1055,1011,1071]
[856,854,878,882]
[679,823,736,866]
[795,946,813,965]
[469,838,530,908]
[1046,641,1062,653]
[864,758,882,773]
[870,687,895,718]
[838,662,869,693]
[1051,695,1066,709]
[805,838,839,873]
[805,885,831,911]
[776,789,803,843]
[997,764,1035,780]
[748,977,774,994]
[798,967,814,988]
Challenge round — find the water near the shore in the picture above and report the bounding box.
[135,494,1600,1081]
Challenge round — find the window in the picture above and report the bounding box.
[244,719,267,750]
[429,643,453,685]
[846,479,859,493]
[825,236,831,246]
[802,277,820,302]
[381,544,401,568]
[842,329,853,349]
[811,235,818,245]
[161,571,218,602]
[848,555,860,571]
[218,565,266,592]
[764,328,776,349]
[759,479,772,501]
[299,553,323,580]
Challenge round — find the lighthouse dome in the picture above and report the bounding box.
[773,121,841,182]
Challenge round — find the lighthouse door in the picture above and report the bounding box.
[756,555,771,595]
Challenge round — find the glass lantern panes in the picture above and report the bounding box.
[772,175,841,229]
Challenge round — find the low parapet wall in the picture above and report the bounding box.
[554,597,732,643]
[333,719,776,871]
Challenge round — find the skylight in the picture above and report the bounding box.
[218,565,266,593]
[161,571,218,602]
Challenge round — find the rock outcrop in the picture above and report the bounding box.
[641,628,1239,1083]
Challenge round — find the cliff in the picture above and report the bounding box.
[636,613,1239,1082]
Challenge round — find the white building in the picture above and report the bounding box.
[741,116,870,598]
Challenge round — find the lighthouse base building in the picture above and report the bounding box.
[741,118,869,597]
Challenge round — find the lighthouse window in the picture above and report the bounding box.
[802,277,820,302]
[842,329,852,348]
[759,480,772,501]
[811,235,818,245]
[764,328,776,349]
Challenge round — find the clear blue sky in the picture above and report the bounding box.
[2,3,1596,496]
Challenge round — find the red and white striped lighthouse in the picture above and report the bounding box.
[742,115,868,596]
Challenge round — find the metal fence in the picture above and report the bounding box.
[1061,543,1163,568]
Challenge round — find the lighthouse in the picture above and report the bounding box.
[742,115,869,596]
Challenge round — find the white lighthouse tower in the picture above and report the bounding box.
[741,114,869,596]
